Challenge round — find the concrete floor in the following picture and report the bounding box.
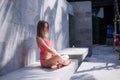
[71,45,120,80]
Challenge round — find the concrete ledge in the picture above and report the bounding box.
[58,48,89,65]
[0,48,88,80]
[0,59,78,80]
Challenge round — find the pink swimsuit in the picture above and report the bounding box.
[39,39,50,62]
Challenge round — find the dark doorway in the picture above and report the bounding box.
[92,6,114,45]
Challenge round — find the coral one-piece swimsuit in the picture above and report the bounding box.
[39,39,50,62]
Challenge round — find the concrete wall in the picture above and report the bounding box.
[69,1,92,56]
[0,0,70,76]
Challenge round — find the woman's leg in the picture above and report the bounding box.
[41,55,64,68]
[41,55,71,68]
[61,55,71,66]
[61,55,69,60]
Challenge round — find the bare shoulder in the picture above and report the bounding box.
[36,36,42,41]
[36,37,44,46]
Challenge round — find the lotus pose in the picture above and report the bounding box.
[36,20,71,68]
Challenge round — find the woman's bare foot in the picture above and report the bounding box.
[51,62,63,69]
[61,55,69,60]
[63,59,71,66]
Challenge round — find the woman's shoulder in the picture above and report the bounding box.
[36,37,44,45]
[44,38,50,41]
[36,36,43,41]
[36,37,49,42]
[36,37,51,47]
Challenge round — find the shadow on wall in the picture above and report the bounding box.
[0,25,37,76]
[0,0,40,76]
[0,0,17,75]
[44,0,58,46]
[61,8,69,49]
[0,0,12,28]
[43,0,69,50]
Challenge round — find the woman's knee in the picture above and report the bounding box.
[53,55,62,60]
[52,55,64,63]
[61,55,69,60]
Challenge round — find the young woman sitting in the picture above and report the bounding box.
[36,20,71,68]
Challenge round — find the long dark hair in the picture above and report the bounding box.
[37,20,49,38]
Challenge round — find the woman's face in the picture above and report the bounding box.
[43,23,49,34]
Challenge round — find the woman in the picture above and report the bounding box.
[36,20,71,68]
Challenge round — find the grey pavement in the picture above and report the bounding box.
[71,45,120,80]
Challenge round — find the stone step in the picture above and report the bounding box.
[0,48,88,80]
[0,60,78,80]
[58,48,89,65]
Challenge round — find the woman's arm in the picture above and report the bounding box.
[36,37,59,56]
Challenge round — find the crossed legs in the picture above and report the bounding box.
[41,55,71,68]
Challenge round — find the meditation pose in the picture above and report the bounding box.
[36,20,71,68]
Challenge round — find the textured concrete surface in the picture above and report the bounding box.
[0,59,78,80]
[71,45,120,80]
[69,1,92,56]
